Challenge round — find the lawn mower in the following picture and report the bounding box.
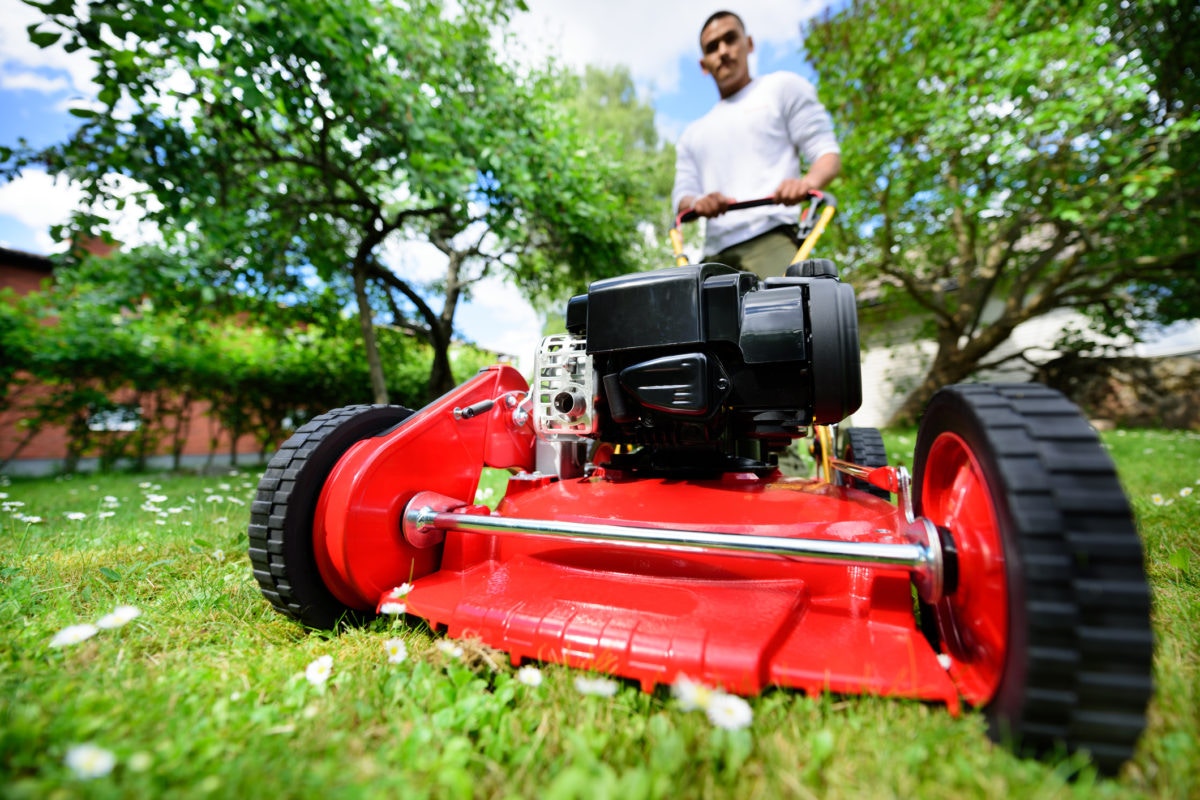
[249,193,1153,773]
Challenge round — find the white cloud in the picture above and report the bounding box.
[1,70,71,94]
[510,1,830,93]
[462,275,544,371]
[654,111,690,144]
[0,169,82,252]
[0,1,97,97]
[382,238,446,284]
[1136,320,1200,358]
[0,169,159,253]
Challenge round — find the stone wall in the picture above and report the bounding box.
[1036,353,1200,430]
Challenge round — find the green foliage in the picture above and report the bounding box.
[1,251,500,471]
[564,66,677,234]
[0,291,38,410]
[804,0,1200,422]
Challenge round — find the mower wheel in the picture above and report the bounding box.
[913,384,1152,774]
[838,427,890,498]
[249,404,413,630]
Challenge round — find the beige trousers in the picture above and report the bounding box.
[706,227,800,278]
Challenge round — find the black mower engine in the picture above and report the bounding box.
[532,261,862,477]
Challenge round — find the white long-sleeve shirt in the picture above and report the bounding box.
[672,72,840,255]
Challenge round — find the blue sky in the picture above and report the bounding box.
[0,1,832,364]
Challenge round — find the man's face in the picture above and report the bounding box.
[699,15,754,98]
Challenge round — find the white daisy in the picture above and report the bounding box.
[516,665,543,687]
[96,605,141,629]
[305,655,333,686]
[379,602,407,616]
[706,692,753,730]
[64,743,116,779]
[50,623,99,648]
[435,640,464,659]
[384,639,408,664]
[671,674,714,711]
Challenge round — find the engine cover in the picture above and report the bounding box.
[557,263,861,474]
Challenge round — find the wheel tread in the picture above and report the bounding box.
[915,383,1152,774]
[247,404,412,627]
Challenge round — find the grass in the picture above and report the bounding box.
[0,428,1197,799]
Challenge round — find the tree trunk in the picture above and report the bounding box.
[353,263,389,405]
[426,250,466,398]
[887,344,981,426]
[170,391,192,472]
[426,322,456,398]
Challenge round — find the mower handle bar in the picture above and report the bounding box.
[670,190,837,267]
[674,190,837,227]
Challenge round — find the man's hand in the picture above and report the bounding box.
[774,152,842,205]
[682,192,735,218]
[772,177,816,206]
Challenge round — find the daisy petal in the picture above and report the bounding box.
[516,665,543,687]
[706,692,753,730]
[671,674,714,711]
[50,624,99,648]
[96,605,141,629]
[64,743,116,779]
[305,655,333,686]
[383,638,408,664]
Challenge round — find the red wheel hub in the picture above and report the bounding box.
[920,431,1008,705]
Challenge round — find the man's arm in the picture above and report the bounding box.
[673,133,736,219]
[773,152,841,205]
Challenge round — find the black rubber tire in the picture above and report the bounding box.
[913,383,1152,774]
[838,427,890,498]
[248,404,413,630]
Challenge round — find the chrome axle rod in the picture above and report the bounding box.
[402,491,952,603]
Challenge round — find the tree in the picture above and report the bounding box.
[6,0,657,402]
[1111,0,1200,324]
[564,66,677,233]
[376,63,671,393]
[486,65,678,320]
[803,0,1200,423]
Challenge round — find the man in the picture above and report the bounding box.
[672,10,841,277]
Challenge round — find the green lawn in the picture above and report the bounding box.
[1,428,1197,799]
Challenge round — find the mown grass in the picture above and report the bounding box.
[0,429,1197,799]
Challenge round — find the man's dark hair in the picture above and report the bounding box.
[700,10,746,46]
